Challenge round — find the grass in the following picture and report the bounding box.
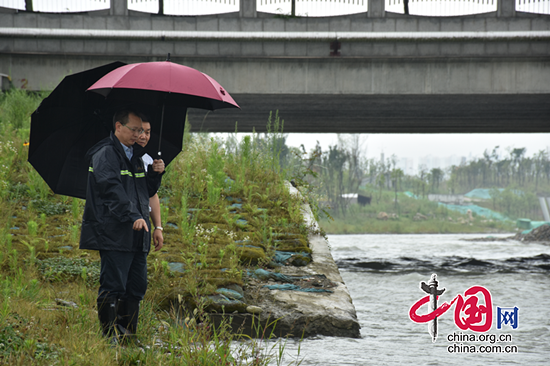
[320,190,516,234]
[0,90,309,365]
[1,85,520,363]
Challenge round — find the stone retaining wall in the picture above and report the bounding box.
[212,184,361,338]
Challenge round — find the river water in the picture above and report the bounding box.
[273,234,550,366]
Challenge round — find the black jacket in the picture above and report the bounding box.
[79,132,162,252]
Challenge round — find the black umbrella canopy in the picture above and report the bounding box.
[29,62,126,199]
[28,62,189,199]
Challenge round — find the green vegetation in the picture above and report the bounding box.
[0,90,311,365]
[319,191,515,234]
[293,136,543,234]
[1,86,540,361]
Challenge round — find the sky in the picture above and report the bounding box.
[281,132,550,174]
[285,133,550,161]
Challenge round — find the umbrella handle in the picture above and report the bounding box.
[157,103,165,157]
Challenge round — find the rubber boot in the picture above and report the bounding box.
[97,297,119,345]
[117,299,129,331]
[117,299,140,345]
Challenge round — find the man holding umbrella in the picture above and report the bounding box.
[79,109,164,344]
[29,59,239,344]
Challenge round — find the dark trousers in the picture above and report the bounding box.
[98,250,148,302]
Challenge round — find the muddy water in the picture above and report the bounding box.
[273,234,550,366]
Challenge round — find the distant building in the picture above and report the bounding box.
[341,193,372,206]
[397,157,415,175]
[428,194,465,205]
[413,154,466,175]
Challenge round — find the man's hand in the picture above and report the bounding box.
[153,229,164,251]
[152,159,165,173]
[133,218,149,232]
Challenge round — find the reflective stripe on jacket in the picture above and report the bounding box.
[79,132,162,252]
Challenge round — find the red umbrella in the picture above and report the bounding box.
[87,60,239,156]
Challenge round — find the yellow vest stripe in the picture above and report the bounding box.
[89,168,145,178]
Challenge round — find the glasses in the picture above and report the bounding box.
[122,124,144,136]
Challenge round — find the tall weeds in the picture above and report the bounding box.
[0,89,43,129]
[0,90,309,365]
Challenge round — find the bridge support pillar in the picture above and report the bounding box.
[498,0,516,17]
[110,0,128,16]
[240,0,257,18]
[368,0,386,18]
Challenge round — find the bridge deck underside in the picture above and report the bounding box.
[187,94,550,133]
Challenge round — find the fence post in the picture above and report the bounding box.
[25,0,33,12]
[497,0,516,17]
[158,0,164,15]
[368,0,386,18]
[240,0,257,17]
[110,0,129,16]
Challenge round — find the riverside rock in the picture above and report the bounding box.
[515,224,550,242]
[246,305,263,314]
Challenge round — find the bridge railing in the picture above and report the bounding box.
[0,0,241,15]
[0,0,549,15]
[0,0,241,14]
[129,0,239,16]
[386,0,497,16]
[0,0,109,13]
[257,0,368,17]
[516,0,550,14]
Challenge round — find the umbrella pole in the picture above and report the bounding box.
[157,103,165,157]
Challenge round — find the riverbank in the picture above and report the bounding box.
[319,193,516,235]
[234,187,360,339]
[320,216,516,235]
[0,105,359,364]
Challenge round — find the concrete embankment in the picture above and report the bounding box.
[213,184,361,338]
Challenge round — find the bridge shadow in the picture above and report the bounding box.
[187,94,550,134]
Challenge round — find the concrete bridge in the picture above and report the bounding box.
[1,0,549,133]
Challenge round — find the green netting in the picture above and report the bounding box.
[246,268,295,283]
[404,189,510,221]
[404,191,418,199]
[263,284,333,293]
[521,221,550,234]
[216,288,244,301]
[440,203,510,221]
[464,188,500,199]
[464,188,524,199]
[274,251,312,266]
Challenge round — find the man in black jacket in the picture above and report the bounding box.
[80,109,164,344]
